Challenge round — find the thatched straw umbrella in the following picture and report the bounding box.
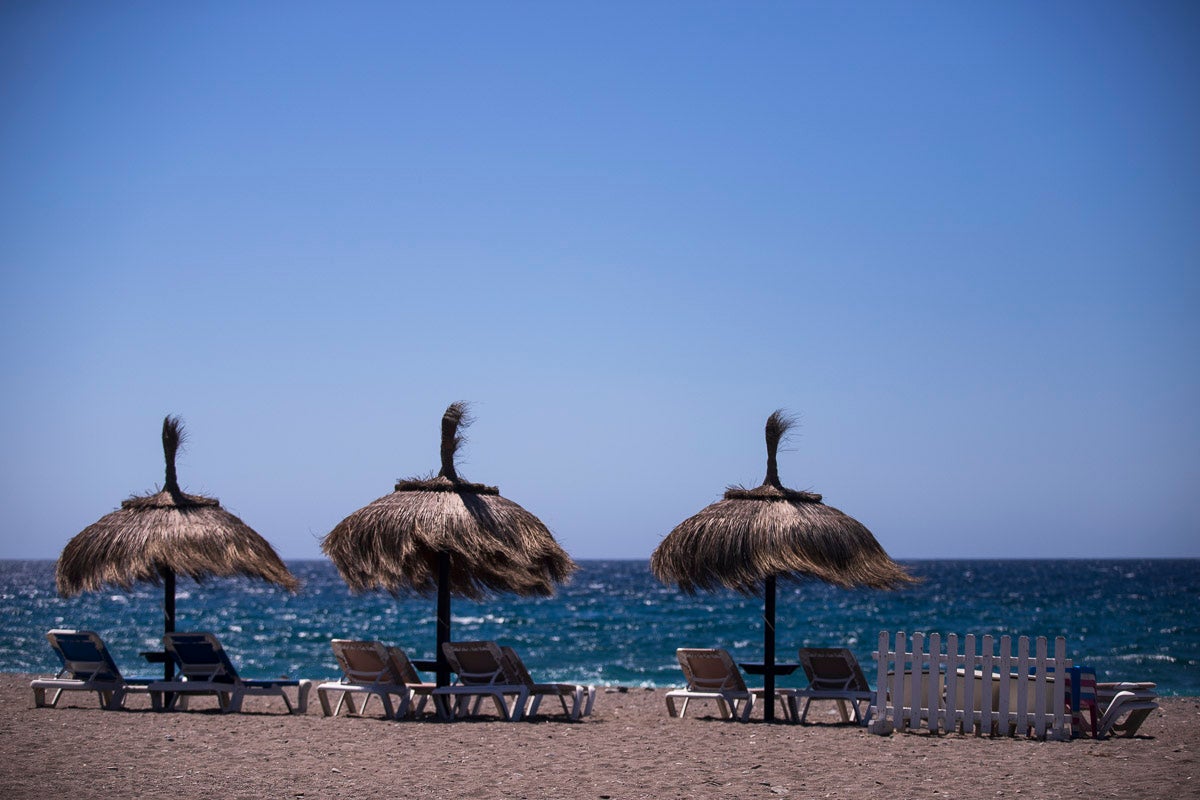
[321,402,577,687]
[57,416,299,679]
[651,410,914,721]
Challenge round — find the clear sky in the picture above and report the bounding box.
[2,1,1196,561]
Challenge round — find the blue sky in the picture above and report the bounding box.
[2,1,1196,561]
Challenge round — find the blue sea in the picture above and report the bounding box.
[2,560,1197,694]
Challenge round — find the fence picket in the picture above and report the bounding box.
[944,633,960,734]
[996,635,1013,737]
[1015,636,1030,736]
[1034,637,1048,738]
[926,633,941,732]
[1053,636,1068,740]
[873,631,890,734]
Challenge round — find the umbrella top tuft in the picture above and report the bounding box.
[724,409,822,501]
[763,409,794,489]
[162,415,185,494]
[394,401,500,495]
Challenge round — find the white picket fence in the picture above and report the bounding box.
[869,631,1071,740]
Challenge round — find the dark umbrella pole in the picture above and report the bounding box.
[764,574,776,722]
[162,567,176,680]
[436,551,452,687]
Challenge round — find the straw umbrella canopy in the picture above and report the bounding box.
[651,410,914,721]
[321,402,577,687]
[57,416,299,679]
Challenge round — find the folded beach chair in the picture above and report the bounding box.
[316,639,433,719]
[665,648,792,722]
[788,647,875,725]
[31,629,155,711]
[149,631,311,714]
[500,646,596,721]
[1096,681,1159,738]
[433,640,529,721]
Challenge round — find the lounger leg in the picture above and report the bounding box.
[785,694,799,722]
[737,695,754,722]
[777,694,794,723]
[718,697,735,720]
[318,688,336,716]
[295,681,311,715]
[395,691,412,720]
[509,690,528,721]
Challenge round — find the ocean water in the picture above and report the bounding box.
[2,559,1197,694]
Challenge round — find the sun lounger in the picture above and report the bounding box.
[31,629,155,710]
[1096,681,1158,738]
[665,648,792,722]
[316,639,433,719]
[433,641,529,721]
[788,647,874,725]
[500,646,596,721]
[149,631,311,714]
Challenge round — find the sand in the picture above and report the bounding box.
[0,674,1194,799]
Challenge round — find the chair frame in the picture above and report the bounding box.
[432,641,529,721]
[316,639,433,720]
[665,648,792,722]
[788,647,875,725]
[148,632,311,714]
[31,629,154,711]
[500,646,596,721]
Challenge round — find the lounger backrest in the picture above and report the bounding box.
[499,646,535,687]
[46,630,123,682]
[385,646,422,685]
[677,648,747,692]
[799,648,871,692]
[442,641,507,686]
[331,640,396,686]
[164,632,238,684]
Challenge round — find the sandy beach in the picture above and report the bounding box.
[0,675,1194,800]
